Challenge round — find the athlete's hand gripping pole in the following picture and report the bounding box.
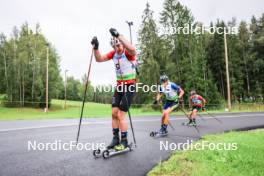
[76,48,94,144]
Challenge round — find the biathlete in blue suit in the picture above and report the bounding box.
[153,74,184,134]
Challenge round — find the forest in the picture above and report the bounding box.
[0,0,263,107]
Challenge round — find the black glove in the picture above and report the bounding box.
[153,100,158,105]
[109,28,119,38]
[91,36,99,50]
[202,106,206,111]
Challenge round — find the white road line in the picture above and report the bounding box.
[0,113,263,132]
[0,122,90,132]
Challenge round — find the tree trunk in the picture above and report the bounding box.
[3,52,9,93]
[220,69,225,98]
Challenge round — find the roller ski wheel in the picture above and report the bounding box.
[102,150,110,159]
[93,149,101,157]
[150,131,156,137]
[102,143,134,159]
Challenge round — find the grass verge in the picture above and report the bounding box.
[0,99,263,120]
[148,129,264,176]
[0,99,160,120]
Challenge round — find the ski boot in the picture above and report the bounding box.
[107,136,120,149]
[93,136,119,158]
[191,119,197,126]
[182,119,193,126]
[114,138,128,151]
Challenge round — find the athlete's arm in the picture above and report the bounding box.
[109,28,136,56]
[178,88,184,99]
[171,83,184,99]
[153,93,162,105]
[201,96,206,107]
[93,50,110,62]
[118,35,136,56]
[156,93,162,101]
[91,36,110,62]
[156,85,164,102]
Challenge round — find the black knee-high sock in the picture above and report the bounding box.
[121,131,127,140]
[113,128,119,138]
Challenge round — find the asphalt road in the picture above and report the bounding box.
[0,112,263,176]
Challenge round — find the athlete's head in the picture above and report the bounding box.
[190,90,196,95]
[110,38,123,54]
[160,74,169,85]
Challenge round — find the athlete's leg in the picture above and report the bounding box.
[107,107,121,149]
[118,110,128,132]
[115,85,135,149]
[185,111,193,125]
[112,107,119,128]
[160,107,174,132]
[191,109,198,120]
[188,111,193,120]
[112,88,122,129]
[161,112,165,124]
[161,102,169,125]
[163,108,174,125]
[108,90,122,149]
[190,109,198,125]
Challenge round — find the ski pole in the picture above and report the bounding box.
[180,107,205,121]
[76,48,94,144]
[179,107,190,119]
[168,121,175,130]
[127,102,137,147]
[204,110,223,124]
[197,113,206,122]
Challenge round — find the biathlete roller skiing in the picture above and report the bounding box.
[182,90,206,126]
[91,28,137,158]
[150,74,184,137]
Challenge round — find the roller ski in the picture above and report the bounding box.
[182,119,197,127]
[93,137,134,159]
[150,128,168,138]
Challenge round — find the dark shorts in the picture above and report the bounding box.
[192,106,202,112]
[112,84,135,112]
[163,100,179,110]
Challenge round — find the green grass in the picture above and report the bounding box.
[0,99,263,120]
[148,129,264,176]
[0,99,160,120]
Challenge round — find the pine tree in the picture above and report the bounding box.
[136,3,163,104]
